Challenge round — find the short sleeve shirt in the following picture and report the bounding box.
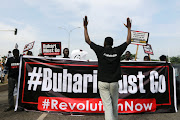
[90,42,128,82]
[5,57,20,80]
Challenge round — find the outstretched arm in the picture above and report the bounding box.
[124,17,131,45]
[83,16,91,45]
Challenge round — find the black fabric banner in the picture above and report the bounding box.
[16,56,177,113]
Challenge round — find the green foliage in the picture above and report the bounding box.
[151,59,159,61]
[170,56,180,64]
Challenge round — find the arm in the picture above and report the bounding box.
[83,16,91,45]
[124,17,131,45]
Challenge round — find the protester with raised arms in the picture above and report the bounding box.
[83,16,131,120]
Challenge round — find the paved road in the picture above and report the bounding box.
[0,90,180,120]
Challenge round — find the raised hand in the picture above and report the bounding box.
[83,16,91,44]
[83,16,88,27]
[124,17,131,29]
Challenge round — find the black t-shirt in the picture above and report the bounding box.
[90,42,128,83]
[5,56,20,80]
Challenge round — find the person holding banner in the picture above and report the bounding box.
[63,48,70,58]
[121,51,133,61]
[144,55,150,61]
[159,55,167,62]
[4,49,20,112]
[26,51,33,56]
[83,16,131,120]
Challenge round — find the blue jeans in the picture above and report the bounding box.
[98,81,119,120]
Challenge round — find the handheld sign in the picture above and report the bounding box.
[41,42,61,56]
[143,44,154,55]
[131,30,149,45]
[23,41,35,55]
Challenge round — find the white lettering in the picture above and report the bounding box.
[90,103,97,111]
[73,74,83,93]
[137,71,146,93]
[42,68,52,91]
[125,101,133,111]
[63,69,72,92]
[103,53,117,57]
[77,103,85,110]
[150,71,166,93]
[128,75,137,94]
[135,103,143,111]
[98,101,103,111]
[143,103,152,111]
[59,102,67,110]
[83,74,92,93]
[68,103,76,110]
[51,99,58,110]
[158,75,166,93]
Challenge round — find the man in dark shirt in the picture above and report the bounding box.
[83,16,131,120]
[4,49,20,112]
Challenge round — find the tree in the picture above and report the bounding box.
[170,56,180,64]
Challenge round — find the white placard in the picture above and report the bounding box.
[131,30,149,45]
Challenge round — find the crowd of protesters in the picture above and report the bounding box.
[0,46,168,112]
[0,17,169,120]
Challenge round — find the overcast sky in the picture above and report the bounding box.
[0,0,179,60]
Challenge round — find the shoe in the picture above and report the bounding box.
[16,107,24,112]
[4,106,15,112]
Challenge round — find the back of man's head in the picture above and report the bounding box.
[104,37,113,47]
[159,55,167,61]
[13,49,19,58]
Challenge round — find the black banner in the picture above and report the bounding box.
[16,56,177,113]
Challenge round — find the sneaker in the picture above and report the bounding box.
[4,106,15,112]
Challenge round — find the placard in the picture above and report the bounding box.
[143,44,154,55]
[41,42,61,56]
[131,30,149,45]
[23,41,35,55]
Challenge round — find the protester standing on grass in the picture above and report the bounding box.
[83,16,131,120]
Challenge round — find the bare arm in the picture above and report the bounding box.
[83,16,91,45]
[124,17,131,45]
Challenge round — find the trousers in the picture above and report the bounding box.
[8,77,17,107]
[98,81,119,120]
